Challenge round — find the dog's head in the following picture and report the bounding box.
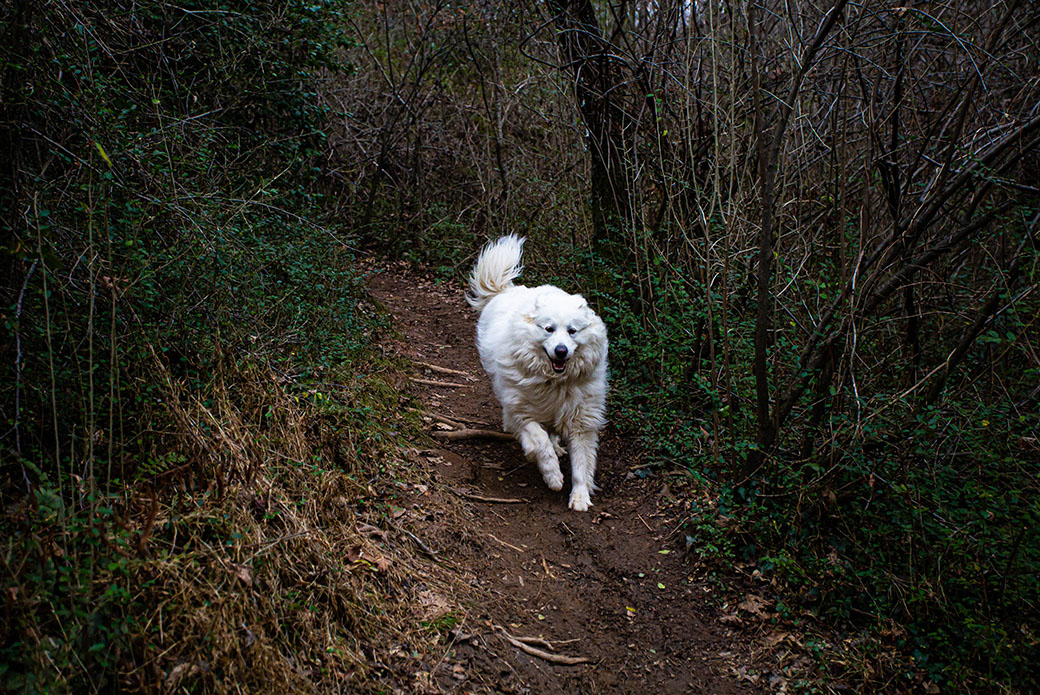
[521,287,607,379]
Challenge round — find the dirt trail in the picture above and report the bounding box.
[370,267,767,694]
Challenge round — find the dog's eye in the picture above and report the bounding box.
[567,327,577,335]
[545,325,555,333]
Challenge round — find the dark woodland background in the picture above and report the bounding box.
[1,0,1038,692]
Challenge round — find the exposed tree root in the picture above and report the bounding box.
[424,412,467,429]
[513,636,581,650]
[495,627,591,665]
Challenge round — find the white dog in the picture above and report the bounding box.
[466,235,608,511]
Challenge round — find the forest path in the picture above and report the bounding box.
[369,265,768,694]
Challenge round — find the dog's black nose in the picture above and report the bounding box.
[554,344,569,358]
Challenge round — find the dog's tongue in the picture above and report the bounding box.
[551,357,567,373]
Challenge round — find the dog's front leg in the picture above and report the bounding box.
[566,431,598,512]
[517,422,564,491]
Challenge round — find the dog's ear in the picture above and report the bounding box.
[575,296,596,319]
[573,294,588,309]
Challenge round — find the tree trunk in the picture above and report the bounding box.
[544,0,632,242]
[743,0,849,479]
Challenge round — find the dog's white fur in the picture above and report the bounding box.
[467,235,608,511]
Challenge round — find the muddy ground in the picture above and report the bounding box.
[368,266,799,695]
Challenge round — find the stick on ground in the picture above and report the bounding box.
[487,533,525,553]
[415,361,473,379]
[408,407,494,429]
[456,490,525,504]
[432,428,513,441]
[424,412,467,429]
[397,526,438,559]
[410,377,473,388]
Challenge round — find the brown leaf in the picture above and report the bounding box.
[165,661,202,687]
[720,613,743,626]
[417,590,452,620]
[227,562,252,585]
[412,670,436,694]
[737,594,770,617]
[358,523,388,541]
[734,665,760,684]
[346,544,363,563]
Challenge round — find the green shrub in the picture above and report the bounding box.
[0,2,413,690]
[540,231,1039,691]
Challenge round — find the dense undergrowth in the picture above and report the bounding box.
[516,231,1038,692]
[554,240,1040,691]
[325,1,1039,691]
[0,2,445,692]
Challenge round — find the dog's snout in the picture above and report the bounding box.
[554,344,569,358]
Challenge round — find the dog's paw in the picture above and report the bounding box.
[550,434,567,457]
[568,487,592,512]
[543,470,565,491]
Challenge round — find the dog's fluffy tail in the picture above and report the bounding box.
[466,234,525,311]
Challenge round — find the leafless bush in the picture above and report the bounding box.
[333,0,1039,686]
[336,0,1038,459]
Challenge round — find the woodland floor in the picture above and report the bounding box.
[366,264,804,695]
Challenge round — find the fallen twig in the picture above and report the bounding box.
[456,490,526,504]
[495,627,591,665]
[432,428,513,441]
[410,377,472,388]
[487,533,524,553]
[398,526,438,559]
[416,361,473,379]
[244,529,317,560]
[635,513,654,532]
[408,407,495,429]
[453,414,494,427]
[425,412,467,429]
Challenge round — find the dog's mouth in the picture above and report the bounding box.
[548,353,568,373]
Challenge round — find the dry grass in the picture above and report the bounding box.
[3,350,478,693]
[121,359,475,693]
